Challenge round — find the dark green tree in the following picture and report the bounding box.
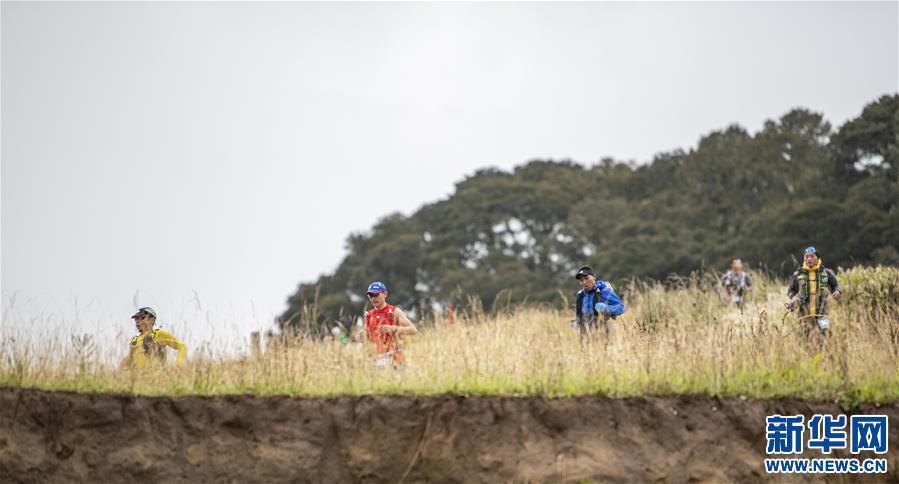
[281,94,899,333]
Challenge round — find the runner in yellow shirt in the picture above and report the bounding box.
[124,307,186,369]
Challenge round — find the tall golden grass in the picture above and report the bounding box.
[1,267,897,404]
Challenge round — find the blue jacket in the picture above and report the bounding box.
[576,281,626,317]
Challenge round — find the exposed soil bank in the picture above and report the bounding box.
[0,388,896,483]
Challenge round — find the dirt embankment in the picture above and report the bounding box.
[0,388,896,483]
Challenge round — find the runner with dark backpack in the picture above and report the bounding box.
[785,247,842,337]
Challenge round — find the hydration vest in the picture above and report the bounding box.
[793,267,831,316]
[130,329,166,363]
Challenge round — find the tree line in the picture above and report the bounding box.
[281,94,899,333]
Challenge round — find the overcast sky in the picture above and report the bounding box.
[2,1,897,346]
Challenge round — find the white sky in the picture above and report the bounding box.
[2,1,897,347]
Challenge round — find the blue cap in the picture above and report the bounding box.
[366,281,388,294]
[804,246,817,254]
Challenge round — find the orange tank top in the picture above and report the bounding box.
[365,304,400,353]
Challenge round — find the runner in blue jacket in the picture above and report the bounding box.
[574,265,626,340]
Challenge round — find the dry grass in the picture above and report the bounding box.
[2,267,897,404]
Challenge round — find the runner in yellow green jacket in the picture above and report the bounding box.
[124,307,186,369]
[786,247,842,337]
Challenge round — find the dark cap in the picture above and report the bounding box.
[574,266,595,280]
[131,307,157,319]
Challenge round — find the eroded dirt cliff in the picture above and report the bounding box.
[1,388,896,483]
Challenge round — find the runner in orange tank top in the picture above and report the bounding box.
[363,281,417,366]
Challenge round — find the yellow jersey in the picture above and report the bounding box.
[127,329,186,369]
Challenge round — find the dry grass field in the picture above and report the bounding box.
[2,267,897,405]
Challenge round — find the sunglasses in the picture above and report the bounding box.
[367,292,382,298]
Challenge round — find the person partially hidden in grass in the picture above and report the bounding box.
[123,307,187,369]
[574,266,626,340]
[717,258,753,307]
[363,282,417,367]
[786,247,842,337]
